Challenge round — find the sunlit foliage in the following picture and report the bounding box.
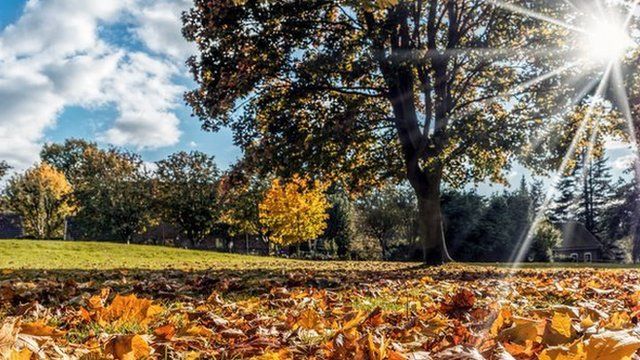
[259,176,330,246]
[5,163,74,239]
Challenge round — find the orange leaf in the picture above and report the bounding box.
[104,334,150,360]
[99,294,163,328]
[19,321,66,337]
[154,324,176,340]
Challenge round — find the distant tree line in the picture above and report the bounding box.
[0,138,636,262]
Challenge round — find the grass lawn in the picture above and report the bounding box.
[0,239,635,270]
[0,239,414,271]
[0,239,287,270]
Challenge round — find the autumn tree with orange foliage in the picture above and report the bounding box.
[259,176,329,250]
[5,163,74,239]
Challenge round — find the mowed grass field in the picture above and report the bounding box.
[0,239,635,270]
[0,240,637,271]
[0,239,416,271]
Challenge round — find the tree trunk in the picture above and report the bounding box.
[414,178,453,265]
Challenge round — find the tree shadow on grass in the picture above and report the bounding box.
[0,263,581,312]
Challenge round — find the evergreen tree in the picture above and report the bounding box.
[529,179,545,214]
[324,186,355,259]
[549,162,582,224]
[0,161,10,180]
[577,151,613,237]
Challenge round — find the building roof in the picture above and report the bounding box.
[555,221,602,251]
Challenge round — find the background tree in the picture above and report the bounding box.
[577,149,614,237]
[357,185,405,260]
[42,140,153,243]
[5,163,74,239]
[549,165,581,225]
[442,189,486,259]
[0,161,10,180]
[259,176,329,250]
[323,186,355,259]
[528,220,561,262]
[529,179,545,214]
[220,174,269,251]
[156,151,221,247]
[183,0,571,263]
[40,139,96,186]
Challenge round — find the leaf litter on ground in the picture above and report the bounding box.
[1,264,640,359]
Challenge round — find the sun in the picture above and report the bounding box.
[580,20,636,63]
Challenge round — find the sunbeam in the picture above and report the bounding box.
[486,0,586,33]
[510,63,614,265]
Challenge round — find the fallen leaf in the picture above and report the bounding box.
[104,334,150,360]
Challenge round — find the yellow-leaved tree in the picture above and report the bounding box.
[259,176,329,250]
[5,163,75,239]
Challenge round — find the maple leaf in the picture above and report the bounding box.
[583,330,640,360]
[538,341,585,360]
[499,317,544,345]
[95,294,163,329]
[542,312,575,346]
[153,324,176,340]
[296,308,324,330]
[104,334,151,360]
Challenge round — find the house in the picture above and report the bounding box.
[0,214,23,239]
[553,221,603,262]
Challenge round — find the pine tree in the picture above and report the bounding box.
[577,151,613,237]
[529,179,545,214]
[550,162,582,225]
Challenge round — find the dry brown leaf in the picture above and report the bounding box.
[433,345,484,359]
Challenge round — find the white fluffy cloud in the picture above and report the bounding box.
[0,0,194,170]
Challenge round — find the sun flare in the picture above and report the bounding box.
[581,20,636,63]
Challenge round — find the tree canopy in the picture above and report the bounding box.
[5,163,74,239]
[183,0,583,263]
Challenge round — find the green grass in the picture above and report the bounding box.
[0,240,636,271]
[0,239,293,270]
[0,240,413,272]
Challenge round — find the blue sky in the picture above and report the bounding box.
[0,0,240,171]
[0,0,634,194]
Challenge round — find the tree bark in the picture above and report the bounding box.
[413,174,453,265]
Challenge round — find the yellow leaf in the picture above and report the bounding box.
[543,312,575,346]
[9,348,32,360]
[99,294,163,328]
[538,341,585,360]
[104,334,150,360]
[491,308,512,336]
[583,330,640,360]
[499,317,543,345]
[604,312,631,330]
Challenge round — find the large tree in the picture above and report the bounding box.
[183,0,571,263]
